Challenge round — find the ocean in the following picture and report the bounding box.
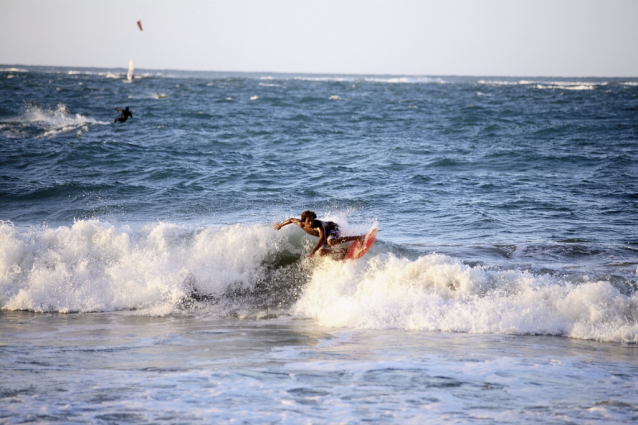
[1,65,637,423]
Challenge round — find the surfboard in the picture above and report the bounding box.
[127,60,135,82]
[344,227,377,261]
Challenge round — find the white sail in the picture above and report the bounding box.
[127,60,135,82]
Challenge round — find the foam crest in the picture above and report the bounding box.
[363,76,444,84]
[293,76,357,83]
[478,80,607,90]
[291,76,443,84]
[18,103,109,137]
[1,67,28,73]
[294,254,638,343]
[0,220,285,314]
[524,81,604,90]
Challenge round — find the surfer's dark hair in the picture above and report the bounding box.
[301,210,316,221]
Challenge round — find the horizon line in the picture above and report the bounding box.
[2,62,637,80]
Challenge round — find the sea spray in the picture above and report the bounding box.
[294,253,638,343]
[3,103,109,138]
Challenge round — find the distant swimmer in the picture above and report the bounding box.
[274,210,364,259]
[113,107,133,124]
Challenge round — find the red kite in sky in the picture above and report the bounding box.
[137,20,143,31]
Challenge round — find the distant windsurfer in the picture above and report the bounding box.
[113,107,133,124]
[274,210,364,258]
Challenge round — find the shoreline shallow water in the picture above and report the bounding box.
[2,311,637,424]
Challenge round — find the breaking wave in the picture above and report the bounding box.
[296,254,638,343]
[1,220,636,343]
[0,220,304,316]
[1,103,109,138]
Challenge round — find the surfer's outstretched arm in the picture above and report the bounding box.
[273,218,301,230]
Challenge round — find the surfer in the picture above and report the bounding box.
[274,210,364,258]
[113,107,133,124]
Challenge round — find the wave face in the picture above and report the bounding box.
[1,221,636,343]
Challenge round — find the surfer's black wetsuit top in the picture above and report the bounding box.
[115,108,133,122]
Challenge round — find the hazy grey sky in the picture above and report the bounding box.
[1,0,637,76]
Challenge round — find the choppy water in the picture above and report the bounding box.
[1,65,637,423]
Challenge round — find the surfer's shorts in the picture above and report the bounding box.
[326,227,341,244]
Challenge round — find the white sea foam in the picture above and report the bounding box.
[292,76,444,84]
[479,80,605,90]
[0,67,28,73]
[527,81,604,90]
[294,253,638,343]
[535,83,597,91]
[0,221,288,314]
[128,92,167,100]
[65,70,117,78]
[478,80,519,86]
[363,76,444,84]
[294,76,357,83]
[16,103,109,137]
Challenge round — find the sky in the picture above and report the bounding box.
[1,0,637,77]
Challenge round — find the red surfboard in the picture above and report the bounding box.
[344,227,377,261]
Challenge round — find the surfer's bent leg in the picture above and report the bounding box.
[327,229,363,247]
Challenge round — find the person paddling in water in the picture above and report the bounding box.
[274,210,364,259]
[113,107,133,124]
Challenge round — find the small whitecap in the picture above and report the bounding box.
[0,67,27,73]
[478,80,518,86]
